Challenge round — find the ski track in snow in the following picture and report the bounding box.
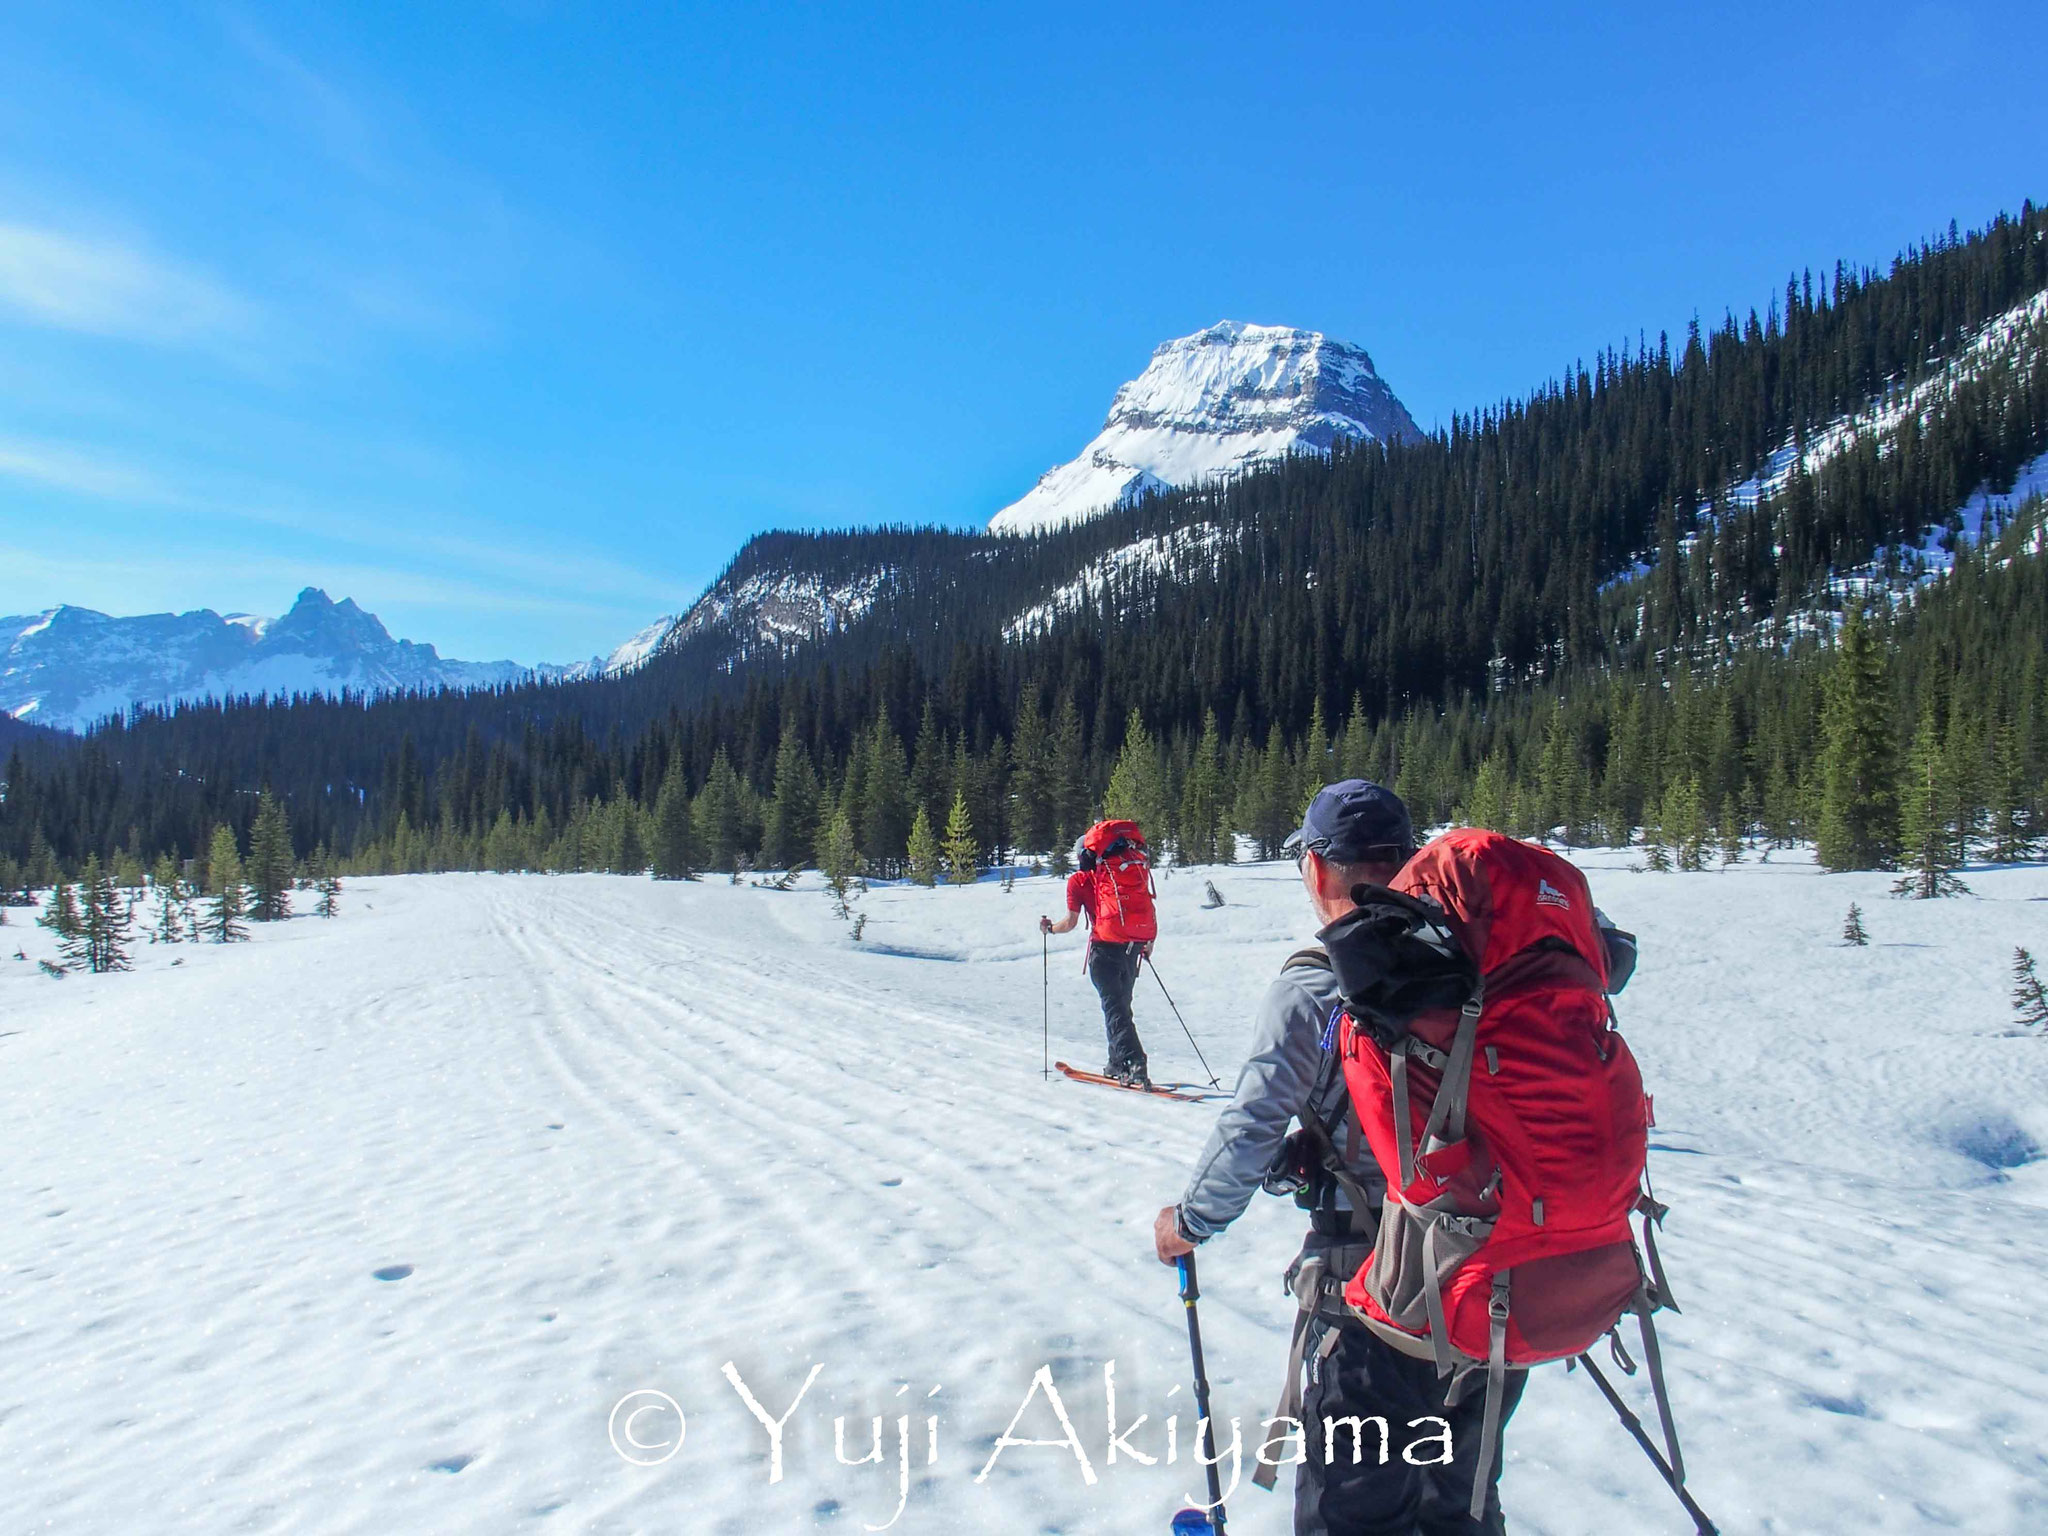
[4,852,2048,1533]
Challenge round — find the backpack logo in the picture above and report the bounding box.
[1536,878,1571,910]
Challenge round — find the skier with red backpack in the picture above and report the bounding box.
[1154,782,1684,1536]
[1041,818,1160,1088]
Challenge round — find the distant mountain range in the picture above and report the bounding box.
[0,588,667,733]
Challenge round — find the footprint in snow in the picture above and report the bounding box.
[372,1264,414,1282]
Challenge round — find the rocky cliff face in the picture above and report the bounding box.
[988,320,1421,533]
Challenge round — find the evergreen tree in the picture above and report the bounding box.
[1297,699,1333,812]
[1717,793,1746,866]
[1102,710,1172,850]
[1663,774,1710,872]
[247,789,294,921]
[941,791,979,885]
[1893,707,1970,898]
[313,846,341,919]
[910,702,950,839]
[694,750,745,872]
[205,825,249,942]
[38,880,87,970]
[1459,752,1513,833]
[2014,947,2048,1030]
[1535,707,1590,844]
[1987,719,2038,861]
[1842,902,1868,945]
[79,854,133,973]
[1816,607,1899,870]
[906,805,940,886]
[1048,690,1088,859]
[26,826,57,890]
[1236,723,1298,860]
[602,794,648,875]
[1009,683,1057,856]
[150,854,187,943]
[1338,693,1375,783]
[763,724,822,869]
[819,805,862,920]
[651,765,699,880]
[1177,709,1227,865]
[858,717,914,875]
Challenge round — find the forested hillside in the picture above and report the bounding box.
[4,205,2045,889]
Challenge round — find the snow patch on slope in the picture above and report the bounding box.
[990,321,1421,535]
[1004,525,1228,640]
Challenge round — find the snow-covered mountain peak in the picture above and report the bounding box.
[989,320,1422,534]
[0,591,544,732]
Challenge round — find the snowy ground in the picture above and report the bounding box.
[4,850,2047,1534]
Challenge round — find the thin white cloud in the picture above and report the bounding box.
[0,542,644,629]
[0,431,687,619]
[0,434,170,500]
[0,221,256,345]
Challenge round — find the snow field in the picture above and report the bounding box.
[3,851,2047,1533]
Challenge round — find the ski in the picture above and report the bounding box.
[1054,1061,1226,1102]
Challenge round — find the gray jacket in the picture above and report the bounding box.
[1177,952,1376,1242]
[1176,913,1638,1246]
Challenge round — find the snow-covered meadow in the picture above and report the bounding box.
[4,850,2047,1534]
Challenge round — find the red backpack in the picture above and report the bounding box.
[1322,829,1686,1520]
[1081,819,1157,943]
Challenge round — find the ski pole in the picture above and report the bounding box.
[1147,956,1221,1088]
[1175,1254,1228,1534]
[1042,928,1050,1082]
[1576,1353,1719,1535]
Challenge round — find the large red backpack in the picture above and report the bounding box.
[1322,829,1687,1520]
[1081,819,1157,943]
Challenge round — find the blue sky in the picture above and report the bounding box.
[1,1,2043,664]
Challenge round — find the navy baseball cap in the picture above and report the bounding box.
[1284,779,1414,865]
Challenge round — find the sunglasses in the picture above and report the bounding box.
[1287,834,1412,867]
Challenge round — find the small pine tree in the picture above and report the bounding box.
[247,790,295,921]
[313,846,341,919]
[650,765,699,880]
[149,855,186,944]
[205,825,250,943]
[38,881,87,971]
[1662,775,1709,872]
[1461,752,1513,833]
[1893,709,1969,899]
[2014,948,2048,1030]
[905,805,940,886]
[1842,903,1868,946]
[941,791,980,886]
[1717,794,1745,867]
[820,806,862,921]
[78,854,133,972]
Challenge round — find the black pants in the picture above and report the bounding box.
[1086,940,1146,1074]
[1296,1322,1527,1536]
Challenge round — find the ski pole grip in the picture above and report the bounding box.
[1177,1252,1199,1303]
